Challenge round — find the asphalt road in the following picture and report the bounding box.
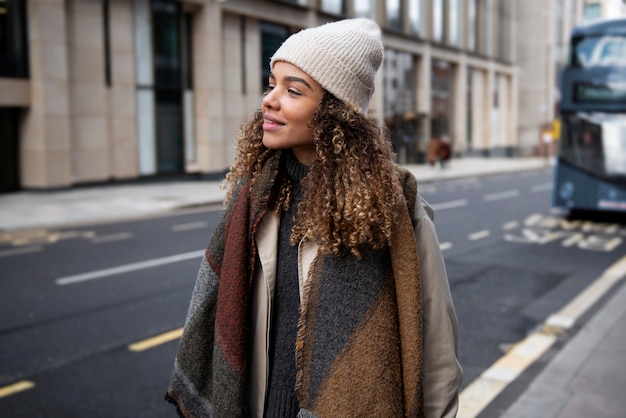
[0,167,624,417]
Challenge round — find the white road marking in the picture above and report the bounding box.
[531,182,553,192]
[483,190,520,201]
[524,213,543,226]
[468,230,491,241]
[55,249,205,286]
[430,199,468,211]
[502,221,519,230]
[439,242,453,251]
[172,221,209,232]
[562,233,584,247]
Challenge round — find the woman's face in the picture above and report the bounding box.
[262,61,324,165]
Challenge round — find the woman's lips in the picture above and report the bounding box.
[263,115,283,130]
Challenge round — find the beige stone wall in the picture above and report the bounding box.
[21,0,73,188]
[193,2,224,173]
[67,0,109,183]
[0,79,31,106]
[109,0,138,179]
[516,0,555,156]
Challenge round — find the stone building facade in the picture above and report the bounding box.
[1,0,519,191]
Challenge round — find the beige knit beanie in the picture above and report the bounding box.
[270,18,383,115]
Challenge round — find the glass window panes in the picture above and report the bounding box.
[0,0,29,77]
[260,22,289,90]
[408,0,423,36]
[383,49,421,163]
[386,0,402,31]
[321,0,345,15]
[449,0,459,46]
[152,0,182,88]
[468,0,477,51]
[433,0,444,42]
[354,0,374,19]
[275,0,308,5]
[584,3,601,20]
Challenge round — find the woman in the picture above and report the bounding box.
[166,18,462,418]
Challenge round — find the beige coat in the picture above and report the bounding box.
[247,194,462,418]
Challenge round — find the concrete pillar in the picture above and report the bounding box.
[453,59,467,154]
[21,0,73,188]
[67,0,110,183]
[418,48,431,144]
[109,0,138,179]
[193,2,226,172]
[485,66,495,152]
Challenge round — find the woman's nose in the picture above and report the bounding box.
[262,88,278,110]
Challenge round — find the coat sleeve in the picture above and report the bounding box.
[414,194,463,418]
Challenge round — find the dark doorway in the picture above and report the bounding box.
[0,108,21,192]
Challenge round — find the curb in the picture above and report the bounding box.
[458,255,626,418]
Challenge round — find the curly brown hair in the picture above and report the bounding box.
[223,92,404,258]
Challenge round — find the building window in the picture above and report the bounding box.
[479,0,492,55]
[386,0,403,31]
[468,0,477,51]
[354,0,374,18]
[449,0,460,46]
[433,0,444,42]
[466,67,473,150]
[273,0,307,5]
[321,0,345,15]
[584,3,601,20]
[383,49,420,163]
[431,60,453,142]
[260,22,289,91]
[103,0,112,86]
[0,0,29,78]
[408,0,424,37]
[497,0,510,61]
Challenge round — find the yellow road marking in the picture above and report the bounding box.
[0,381,35,398]
[458,254,626,418]
[128,328,183,352]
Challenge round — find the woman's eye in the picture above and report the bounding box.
[287,88,302,96]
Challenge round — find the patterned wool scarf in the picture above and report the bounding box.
[166,153,424,417]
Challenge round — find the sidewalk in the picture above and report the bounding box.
[498,274,626,418]
[1,155,624,418]
[0,157,551,232]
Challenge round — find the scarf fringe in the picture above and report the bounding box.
[164,392,186,418]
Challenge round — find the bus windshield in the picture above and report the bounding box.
[570,34,626,67]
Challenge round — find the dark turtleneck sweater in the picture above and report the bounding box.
[264,151,308,418]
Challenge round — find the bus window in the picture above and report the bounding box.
[572,35,626,67]
[560,113,626,179]
[560,115,603,175]
[603,115,626,176]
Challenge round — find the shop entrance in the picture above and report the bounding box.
[0,109,20,192]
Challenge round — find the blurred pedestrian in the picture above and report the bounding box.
[428,136,442,167]
[165,18,462,418]
[439,135,452,169]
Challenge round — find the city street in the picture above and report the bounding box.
[0,167,625,417]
